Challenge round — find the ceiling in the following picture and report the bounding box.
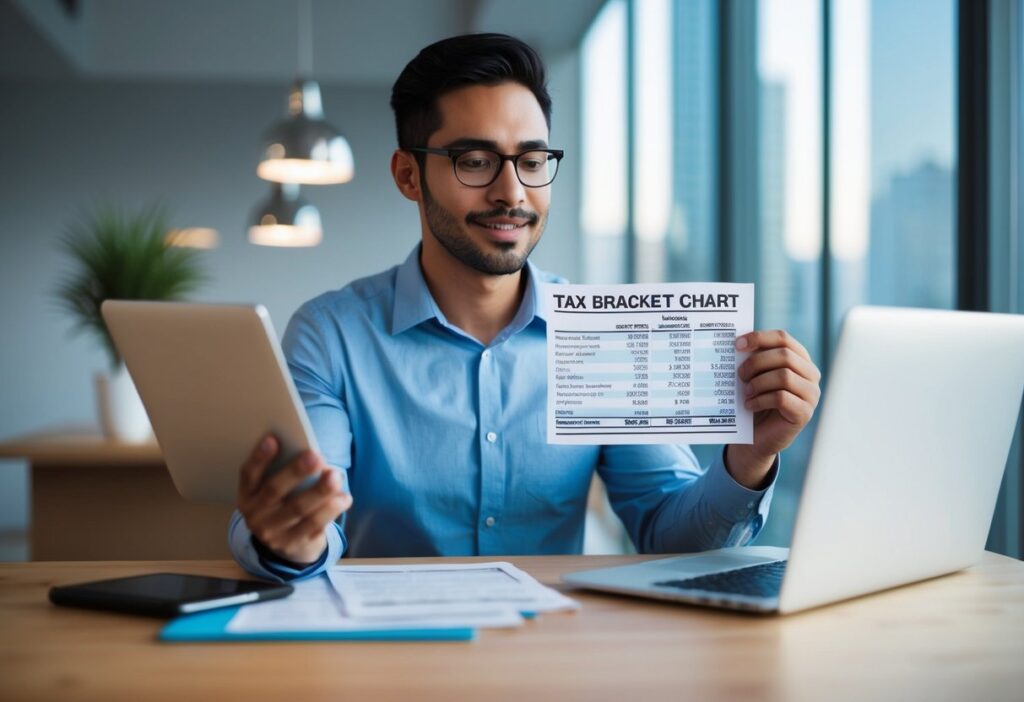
[1,0,605,85]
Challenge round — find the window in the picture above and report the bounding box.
[579,0,1017,555]
[988,0,1024,556]
[581,0,628,285]
[752,0,823,545]
[830,0,956,338]
[667,0,718,286]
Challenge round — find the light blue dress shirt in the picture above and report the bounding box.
[230,245,778,581]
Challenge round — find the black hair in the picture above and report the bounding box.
[390,33,552,166]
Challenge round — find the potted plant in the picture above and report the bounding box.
[55,204,205,442]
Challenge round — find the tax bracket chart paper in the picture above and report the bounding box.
[545,283,754,445]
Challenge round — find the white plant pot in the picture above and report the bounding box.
[95,363,154,443]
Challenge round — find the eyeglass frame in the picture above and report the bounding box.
[405,146,565,188]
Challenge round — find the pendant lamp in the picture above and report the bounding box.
[248,183,323,248]
[256,0,354,185]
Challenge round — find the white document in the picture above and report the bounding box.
[225,575,523,633]
[545,282,755,445]
[327,562,580,619]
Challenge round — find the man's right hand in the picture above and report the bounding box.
[237,434,353,566]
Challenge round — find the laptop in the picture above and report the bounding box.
[562,306,1024,614]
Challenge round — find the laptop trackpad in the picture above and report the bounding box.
[651,552,779,576]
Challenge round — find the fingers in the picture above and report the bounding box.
[744,367,821,407]
[736,330,822,428]
[247,470,353,551]
[246,456,330,529]
[238,434,277,501]
[259,450,324,505]
[278,493,352,545]
[236,437,352,563]
[738,346,821,385]
[745,390,814,425]
[737,329,812,362]
[253,469,344,536]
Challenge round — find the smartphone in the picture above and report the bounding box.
[49,572,294,617]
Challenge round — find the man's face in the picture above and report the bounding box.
[419,82,551,276]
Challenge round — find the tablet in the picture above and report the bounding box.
[101,301,320,503]
[49,573,294,617]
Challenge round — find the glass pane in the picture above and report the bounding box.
[668,0,718,285]
[753,0,823,545]
[581,0,629,284]
[633,0,674,282]
[830,0,957,342]
[1019,0,1024,315]
[632,0,719,472]
[629,0,718,287]
[988,0,1024,557]
[580,0,631,555]
[580,0,718,552]
[1018,0,1024,556]
[998,0,1024,557]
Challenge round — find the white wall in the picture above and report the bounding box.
[0,55,581,534]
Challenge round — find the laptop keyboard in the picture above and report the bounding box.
[653,559,787,598]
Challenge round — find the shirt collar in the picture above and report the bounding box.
[391,244,548,337]
[392,244,443,335]
[507,258,547,330]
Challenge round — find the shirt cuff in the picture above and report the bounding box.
[703,446,779,525]
[251,534,328,572]
[228,510,346,582]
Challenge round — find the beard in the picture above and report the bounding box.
[421,178,546,276]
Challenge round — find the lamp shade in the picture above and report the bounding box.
[248,183,323,247]
[257,80,354,185]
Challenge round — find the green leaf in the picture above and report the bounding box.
[53,202,206,370]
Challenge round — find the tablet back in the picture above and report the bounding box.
[101,301,318,503]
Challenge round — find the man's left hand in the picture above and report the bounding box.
[725,329,821,489]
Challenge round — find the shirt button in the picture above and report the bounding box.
[486,431,497,443]
[485,516,496,528]
[482,350,490,359]
[747,501,754,509]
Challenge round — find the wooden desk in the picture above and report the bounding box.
[0,428,233,560]
[1,554,1022,701]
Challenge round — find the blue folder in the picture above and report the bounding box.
[159,606,476,643]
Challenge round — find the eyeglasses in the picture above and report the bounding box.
[407,147,564,188]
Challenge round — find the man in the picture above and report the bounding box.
[229,34,821,581]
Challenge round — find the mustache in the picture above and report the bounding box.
[465,207,539,226]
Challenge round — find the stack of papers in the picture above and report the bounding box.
[219,561,579,640]
[328,562,579,619]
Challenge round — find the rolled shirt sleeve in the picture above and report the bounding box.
[599,444,778,554]
[228,509,346,582]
